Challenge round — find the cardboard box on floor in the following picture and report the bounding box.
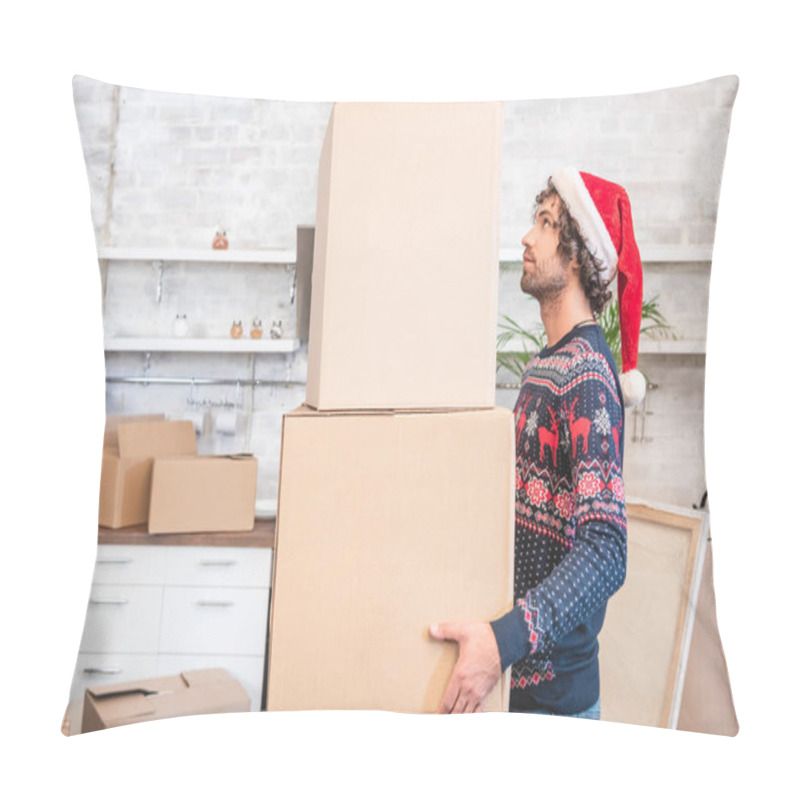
[148,454,258,534]
[81,669,250,734]
[99,418,197,529]
[306,101,503,411]
[267,405,515,713]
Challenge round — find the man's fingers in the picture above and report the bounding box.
[452,689,469,715]
[431,622,496,714]
[438,669,482,714]
[464,696,483,714]
[437,671,460,714]
[450,687,486,714]
[429,622,461,642]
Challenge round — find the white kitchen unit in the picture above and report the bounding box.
[64,529,273,735]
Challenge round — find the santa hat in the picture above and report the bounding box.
[551,166,646,408]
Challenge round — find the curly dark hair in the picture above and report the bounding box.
[535,178,612,317]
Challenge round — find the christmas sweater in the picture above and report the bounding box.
[490,324,627,714]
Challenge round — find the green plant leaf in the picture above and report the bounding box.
[497,294,674,381]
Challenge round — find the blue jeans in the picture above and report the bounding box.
[517,698,601,720]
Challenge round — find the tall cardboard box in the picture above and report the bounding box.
[98,419,197,528]
[267,406,515,712]
[81,669,250,733]
[306,102,503,410]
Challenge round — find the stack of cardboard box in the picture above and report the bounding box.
[267,102,516,713]
[99,414,257,533]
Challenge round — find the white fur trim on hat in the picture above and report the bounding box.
[620,368,647,408]
[551,166,618,277]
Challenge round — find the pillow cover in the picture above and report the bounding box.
[65,74,738,736]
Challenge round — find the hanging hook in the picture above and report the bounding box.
[152,260,164,304]
[288,263,297,305]
[142,351,152,387]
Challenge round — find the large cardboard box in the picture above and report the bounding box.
[81,669,250,733]
[148,454,258,534]
[267,406,515,712]
[306,102,503,411]
[99,419,197,529]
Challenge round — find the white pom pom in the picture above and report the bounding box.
[621,368,647,408]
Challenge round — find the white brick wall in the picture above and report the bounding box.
[501,79,737,250]
[106,86,331,250]
[73,75,737,511]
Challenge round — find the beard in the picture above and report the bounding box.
[520,253,570,303]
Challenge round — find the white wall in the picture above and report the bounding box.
[73,75,737,509]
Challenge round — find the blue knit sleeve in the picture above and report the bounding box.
[490,605,531,671]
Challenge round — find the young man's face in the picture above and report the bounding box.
[520,194,570,301]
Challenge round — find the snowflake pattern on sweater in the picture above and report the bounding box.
[495,325,627,701]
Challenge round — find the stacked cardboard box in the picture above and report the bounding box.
[98,415,258,533]
[267,102,515,713]
[99,416,197,529]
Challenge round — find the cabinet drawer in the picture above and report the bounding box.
[159,586,269,656]
[92,545,167,585]
[66,653,160,735]
[79,585,163,653]
[157,654,265,712]
[163,546,272,588]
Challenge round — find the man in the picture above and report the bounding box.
[430,167,645,718]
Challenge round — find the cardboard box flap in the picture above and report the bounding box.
[180,668,239,686]
[103,414,165,448]
[117,420,197,458]
[82,669,251,732]
[86,670,238,701]
[87,686,161,701]
[87,673,187,700]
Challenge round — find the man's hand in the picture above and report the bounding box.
[429,621,502,713]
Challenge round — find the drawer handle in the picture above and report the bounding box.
[96,558,134,565]
[196,600,235,607]
[200,559,237,567]
[89,598,129,605]
[82,667,122,675]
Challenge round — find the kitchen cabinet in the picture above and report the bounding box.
[64,525,273,735]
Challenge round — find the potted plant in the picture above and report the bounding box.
[496,296,674,382]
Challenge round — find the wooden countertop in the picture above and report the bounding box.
[98,518,275,548]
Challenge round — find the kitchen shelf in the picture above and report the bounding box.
[638,339,706,355]
[102,245,710,267]
[104,337,301,354]
[98,247,296,264]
